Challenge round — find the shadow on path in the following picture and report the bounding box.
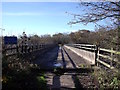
[52,75,61,90]
[72,75,83,89]
[61,47,66,69]
[33,46,59,69]
[63,47,77,68]
[63,47,84,89]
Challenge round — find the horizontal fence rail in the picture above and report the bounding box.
[67,44,97,51]
[3,43,120,71]
[3,44,56,57]
[97,47,120,71]
[66,44,97,65]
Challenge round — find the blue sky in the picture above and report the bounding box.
[2,2,109,36]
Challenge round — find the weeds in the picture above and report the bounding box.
[92,67,120,89]
[2,53,48,89]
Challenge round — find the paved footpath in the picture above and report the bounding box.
[34,46,98,89]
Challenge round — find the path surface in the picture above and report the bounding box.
[33,46,59,69]
[34,45,98,89]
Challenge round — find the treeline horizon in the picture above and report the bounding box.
[16,26,118,50]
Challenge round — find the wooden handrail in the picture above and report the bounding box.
[75,46,97,51]
[97,47,120,71]
[72,44,96,47]
[3,44,56,57]
[98,54,112,60]
[100,48,120,55]
[67,44,97,52]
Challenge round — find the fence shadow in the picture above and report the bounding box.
[52,75,61,90]
[61,47,66,69]
[35,46,59,69]
[63,47,77,68]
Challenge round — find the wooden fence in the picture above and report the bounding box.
[97,47,120,71]
[66,44,120,71]
[3,43,120,71]
[3,44,56,57]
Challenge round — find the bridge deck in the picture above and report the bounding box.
[33,46,98,89]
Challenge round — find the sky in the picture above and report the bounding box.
[2,2,110,36]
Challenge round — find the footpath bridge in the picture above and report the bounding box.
[3,44,120,89]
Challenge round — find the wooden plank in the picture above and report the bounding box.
[97,59,111,68]
[73,44,96,47]
[98,54,120,64]
[100,48,120,55]
[5,47,17,50]
[97,59,118,72]
[97,59,116,69]
[110,48,113,67]
[6,53,17,56]
[114,58,120,64]
[75,46,96,51]
[98,54,112,60]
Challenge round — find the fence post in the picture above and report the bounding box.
[96,46,100,67]
[95,45,98,66]
[36,45,38,51]
[16,45,19,53]
[11,45,12,53]
[110,47,113,69]
[24,45,27,53]
[2,45,6,56]
[21,45,23,53]
[16,45,19,57]
[39,44,41,50]
[32,45,33,52]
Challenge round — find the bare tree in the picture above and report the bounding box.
[68,1,120,51]
[68,2,120,25]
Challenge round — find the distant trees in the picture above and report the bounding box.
[69,30,90,44]
[40,34,53,44]
[69,28,117,49]
[30,34,40,45]
[89,27,117,49]
[52,33,70,45]
[18,33,54,45]
[17,27,117,49]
